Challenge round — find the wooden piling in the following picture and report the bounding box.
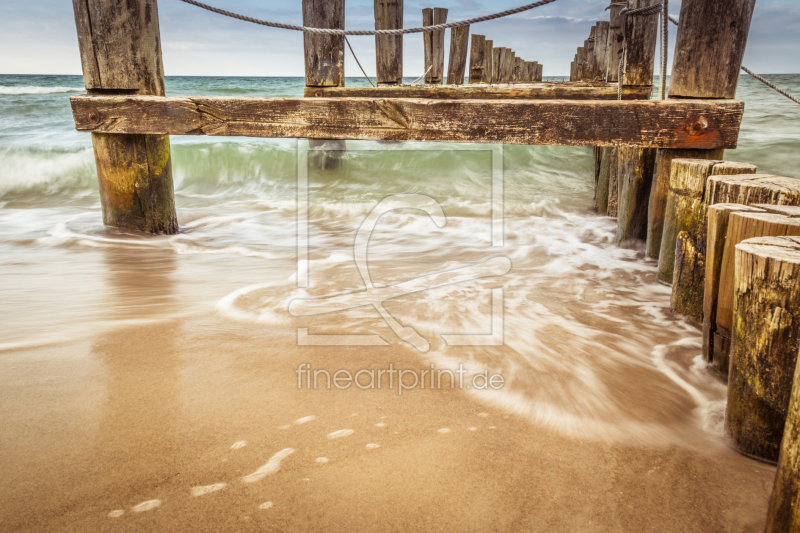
[594,22,609,82]
[71,0,178,234]
[514,57,523,84]
[670,0,756,99]
[483,40,494,83]
[657,159,755,284]
[576,47,585,81]
[492,48,501,84]
[423,8,447,84]
[536,63,543,82]
[703,203,765,369]
[304,0,345,87]
[374,0,403,86]
[727,235,800,462]
[447,25,470,85]
[509,51,517,83]
[767,309,800,532]
[586,27,596,81]
[616,0,660,246]
[595,148,614,214]
[606,2,624,82]
[468,35,486,84]
[616,147,657,246]
[646,150,724,260]
[607,147,620,217]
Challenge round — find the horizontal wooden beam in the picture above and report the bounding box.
[303,83,652,100]
[70,94,743,148]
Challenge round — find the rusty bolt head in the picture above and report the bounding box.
[685,115,709,136]
[314,90,324,98]
[86,108,101,124]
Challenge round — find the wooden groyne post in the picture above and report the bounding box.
[447,24,470,85]
[374,0,403,86]
[71,0,178,234]
[423,8,448,84]
[615,0,659,246]
[647,0,756,259]
[727,235,800,462]
[468,35,486,84]
[766,237,800,532]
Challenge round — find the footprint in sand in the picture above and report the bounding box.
[468,427,478,432]
[437,428,450,434]
[191,483,227,497]
[327,429,354,439]
[241,448,295,483]
[108,510,124,518]
[316,457,329,464]
[295,415,316,425]
[259,501,274,510]
[131,500,161,513]
[375,422,387,428]
[366,443,380,449]
[477,412,489,418]
[231,441,247,450]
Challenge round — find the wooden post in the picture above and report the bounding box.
[606,2,624,82]
[71,0,178,235]
[594,22,609,81]
[767,316,800,532]
[500,48,512,83]
[536,63,543,82]
[509,51,517,83]
[652,0,757,262]
[703,203,765,368]
[570,60,576,82]
[423,9,433,83]
[576,47,585,81]
[515,57,524,83]
[492,47,501,84]
[586,27,596,81]
[607,147,620,217]
[374,0,403,86]
[304,0,345,87]
[431,8,448,84]
[670,0,756,99]
[483,40,494,83]
[616,147,657,246]
[595,148,614,214]
[468,34,486,84]
[657,159,755,283]
[727,235,800,462]
[447,25,470,85]
[616,0,660,246]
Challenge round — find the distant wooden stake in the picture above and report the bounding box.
[303,0,345,87]
[594,22,609,82]
[606,2,624,82]
[431,8,448,84]
[423,9,434,83]
[447,25,470,85]
[586,27,596,81]
[71,0,178,235]
[468,35,486,84]
[374,0,403,86]
[492,47,501,84]
[483,40,494,83]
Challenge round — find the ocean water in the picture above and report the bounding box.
[0,73,798,446]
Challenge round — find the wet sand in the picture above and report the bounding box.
[0,312,776,532]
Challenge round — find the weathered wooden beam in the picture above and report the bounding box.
[447,24,469,85]
[302,84,648,101]
[304,0,345,87]
[468,34,485,84]
[71,0,177,235]
[374,0,402,86]
[71,94,744,149]
[670,0,756,99]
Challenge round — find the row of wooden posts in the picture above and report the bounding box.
[569,18,619,83]
[583,1,800,527]
[375,4,544,86]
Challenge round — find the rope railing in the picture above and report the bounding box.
[177,0,559,35]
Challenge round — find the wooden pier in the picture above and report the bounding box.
[67,0,800,527]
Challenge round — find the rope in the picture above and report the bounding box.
[344,36,375,87]
[659,0,668,99]
[177,0,559,35]
[410,65,433,85]
[668,16,799,105]
[741,66,800,105]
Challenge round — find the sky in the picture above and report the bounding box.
[1,0,798,78]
